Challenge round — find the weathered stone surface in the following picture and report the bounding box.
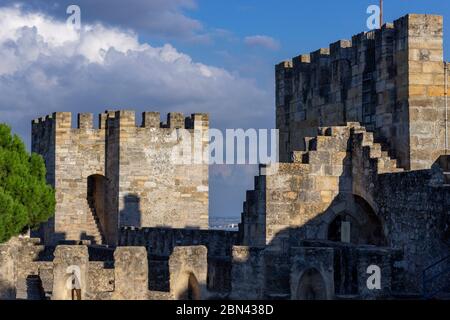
[169,246,207,300]
[1,13,448,301]
[32,111,209,245]
[113,247,148,300]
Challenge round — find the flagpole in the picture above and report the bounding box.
[380,0,383,28]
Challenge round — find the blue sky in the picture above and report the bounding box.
[0,0,448,218]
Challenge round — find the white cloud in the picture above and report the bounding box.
[0,6,272,139]
[244,35,280,50]
[0,5,272,219]
[2,0,204,40]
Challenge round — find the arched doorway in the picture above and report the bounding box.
[87,175,106,209]
[296,268,327,300]
[327,195,386,246]
[187,274,200,300]
[86,174,106,243]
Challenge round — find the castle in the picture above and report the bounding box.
[1,14,450,300]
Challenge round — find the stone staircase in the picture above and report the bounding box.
[85,197,105,245]
[241,174,267,246]
[292,123,404,174]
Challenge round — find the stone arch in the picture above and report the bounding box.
[66,266,82,300]
[325,194,386,246]
[87,174,106,207]
[296,268,327,300]
[175,272,201,300]
[86,174,107,241]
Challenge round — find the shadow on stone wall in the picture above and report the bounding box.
[233,139,450,300]
[120,194,142,228]
[26,275,46,300]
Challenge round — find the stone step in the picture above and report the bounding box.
[292,151,310,164]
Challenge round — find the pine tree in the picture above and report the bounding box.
[0,124,55,243]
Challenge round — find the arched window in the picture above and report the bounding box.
[327,195,386,246]
[296,268,327,300]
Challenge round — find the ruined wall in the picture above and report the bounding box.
[291,242,399,299]
[0,240,158,300]
[113,247,148,300]
[242,125,385,251]
[276,14,449,171]
[52,245,89,300]
[169,246,208,300]
[351,128,449,293]
[231,246,265,300]
[88,262,114,300]
[120,227,238,294]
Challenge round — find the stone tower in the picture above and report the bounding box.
[276,14,448,170]
[32,111,209,245]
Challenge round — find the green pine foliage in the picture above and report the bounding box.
[0,124,55,243]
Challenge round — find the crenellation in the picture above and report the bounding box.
[53,112,72,130]
[277,13,448,169]
[77,113,93,130]
[186,113,209,130]
[32,108,209,246]
[142,111,160,128]
[167,112,185,129]
[114,110,136,128]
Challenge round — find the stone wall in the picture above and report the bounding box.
[113,247,148,300]
[32,112,107,245]
[0,241,16,299]
[290,247,335,300]
[120,227,238,294]
[240,123,450,296]
[169,246,208,300]
[231,246,265,300]
[52,245,89,300]
[106,111,209,232]
[32,110,210,245]
[0,239,157,300]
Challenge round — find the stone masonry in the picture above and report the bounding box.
[276,14,447,171]
[31,111,209,245]
[1,13,450,300]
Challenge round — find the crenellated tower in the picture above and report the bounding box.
[32,110,209,245]
[277,14,448,170]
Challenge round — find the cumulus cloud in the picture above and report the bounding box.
[0,5,272,219]
[1,0,204,40]
[244,35,280,50]
[0,6,272,141]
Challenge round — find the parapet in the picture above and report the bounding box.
[275,60,293,72]
[278,13,444,70]
[32,110,209,132]
[110,110,209,130]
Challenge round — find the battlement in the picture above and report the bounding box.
[276,13,448,170]
[32,110,209,131]
[277,14,442,73]
[31,109,210,245]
